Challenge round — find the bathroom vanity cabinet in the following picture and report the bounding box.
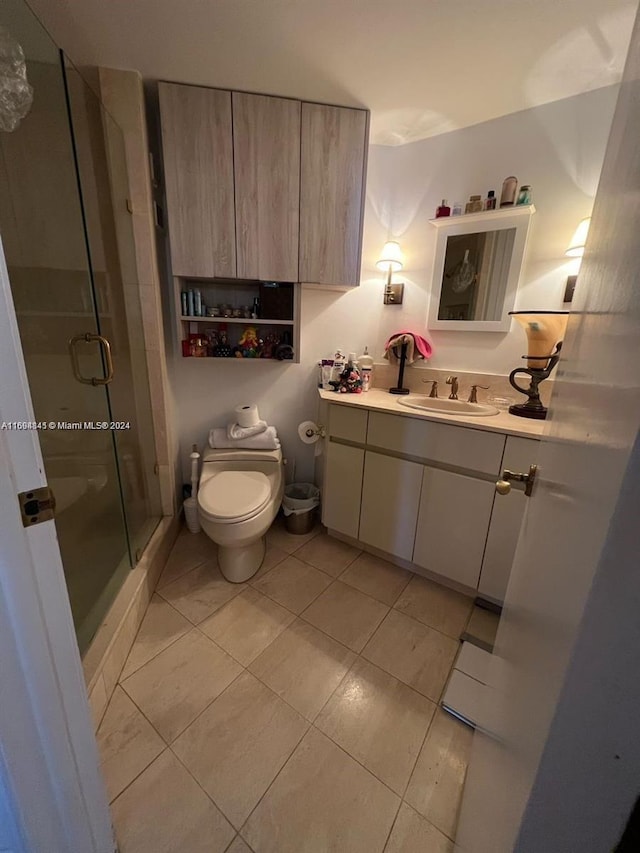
[158,82,368,287]
[321,399,540,604]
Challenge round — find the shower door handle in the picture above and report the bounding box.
[68,333,115,386]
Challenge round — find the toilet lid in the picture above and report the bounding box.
[198,471,271,521]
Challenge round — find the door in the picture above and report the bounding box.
[233,92,300,281]
[359,450,422,561]
[0,234,113,851]
[322,441,364,539]
[456,11,640,851]
[413,467,494,588]
[478,436,538,602]
[0,2,161,654]
[299,102,368,286]
[0,34,132,653]
[158,82,236,278]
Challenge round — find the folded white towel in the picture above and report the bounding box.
[227,420,268,440]
[209,426,280,450]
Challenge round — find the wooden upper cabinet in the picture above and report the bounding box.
[232,93,300,281]
[299,103,369,287]
[158,82,236,278]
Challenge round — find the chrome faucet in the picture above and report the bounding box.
[468,384,490,404]
[446,376,459,400]
[422,379,438,398]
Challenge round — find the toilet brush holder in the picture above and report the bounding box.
[183,496,201,533]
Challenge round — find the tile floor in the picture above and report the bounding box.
[98,519,477,852]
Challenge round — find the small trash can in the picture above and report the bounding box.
[282,483,320,534]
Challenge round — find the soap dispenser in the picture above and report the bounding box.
[357,346,374,392]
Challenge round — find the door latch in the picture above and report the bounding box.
[18,486,56,526]
[495,464,538,497]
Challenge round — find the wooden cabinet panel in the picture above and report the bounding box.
[413,467,495,589]
[367,412,505,476]
[158,83,235,278]
[328,405,368,443]
[299,103,368,286]
[359,451,423,561]
[322,442,365,538]
[233,93,300,281]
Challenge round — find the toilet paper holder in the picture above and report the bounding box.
[303,423,326,439]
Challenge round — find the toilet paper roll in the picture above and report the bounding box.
[298,420,320,444]
[235,403,260,428]
[298,421,325,457]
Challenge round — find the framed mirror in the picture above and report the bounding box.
[428,205,535,332]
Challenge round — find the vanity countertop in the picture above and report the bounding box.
[318,387,545,439]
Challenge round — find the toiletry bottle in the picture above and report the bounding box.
[357,346,374,392]
[252,296,260,319]
[500,176,518,207]
[435,199,451,218]
[452,201,463,216]
[181,291,188,316]
[321,359,334,389]
[465,195,483,214]
[187,289,195,316]
[485,190,496,210]
[331,349,346,386]
[194,289,202,317]
[516,184,532,205]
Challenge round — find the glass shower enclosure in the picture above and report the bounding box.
[0,0,162,653]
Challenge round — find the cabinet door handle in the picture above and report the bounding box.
[68,333,114,386]
[495,464,537,497]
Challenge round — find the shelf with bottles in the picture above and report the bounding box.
[429,204,535,227]
[175,277,300,363]
[180,315,292,326]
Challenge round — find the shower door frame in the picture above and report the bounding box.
[0,237,114,851]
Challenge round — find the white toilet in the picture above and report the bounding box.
[197,447,284,582]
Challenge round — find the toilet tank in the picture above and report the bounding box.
[202,447,282,465]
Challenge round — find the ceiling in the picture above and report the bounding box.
[26,0,637,144]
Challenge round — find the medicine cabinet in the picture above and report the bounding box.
[428,205,535,332]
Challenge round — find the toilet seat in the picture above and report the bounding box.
[198,470,271,523]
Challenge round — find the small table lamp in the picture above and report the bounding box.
[508,311,569,419]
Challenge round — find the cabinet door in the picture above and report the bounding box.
[359,451,423,561]
[322,441,364,539]
[299,103,368,286]
[479,491,526,602]
[413,467,495,589]
[478,436,538,602]
[233,93,300,282]
[158,83,235,278]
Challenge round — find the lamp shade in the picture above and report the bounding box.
[376,241,403,272]
[510,311,569,368]
[565,217,591,258]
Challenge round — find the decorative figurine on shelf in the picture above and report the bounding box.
[205,330,218,357]
[261,332,281,359]
[212,328,233,358]
[236,326,260,358]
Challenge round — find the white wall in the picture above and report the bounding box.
[170,85,618,484]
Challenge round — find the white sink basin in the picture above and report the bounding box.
[397,396,500,417]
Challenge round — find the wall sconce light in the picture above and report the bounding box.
[376,241,404,305]
[563,216,591,302]
[565,217,591,258]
